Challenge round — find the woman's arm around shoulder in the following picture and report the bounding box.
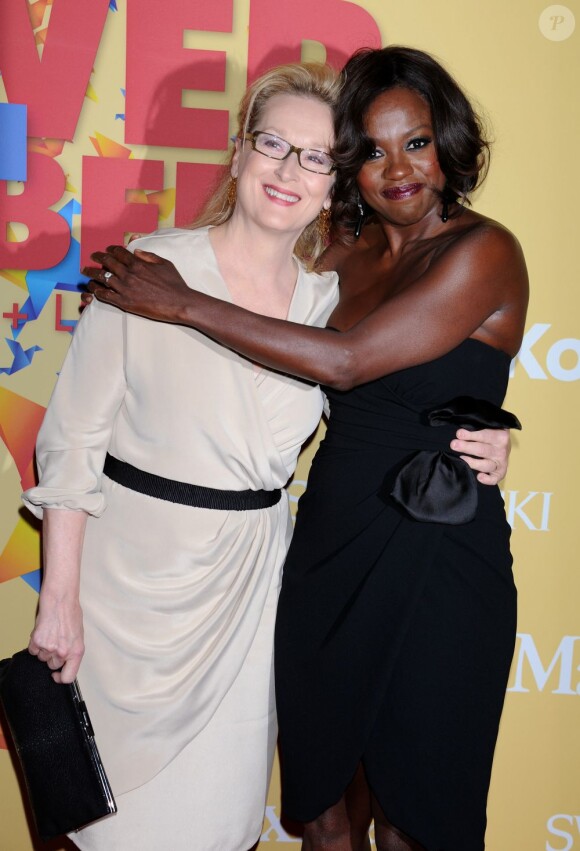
[86,219,528,390]
[330,218,528,384]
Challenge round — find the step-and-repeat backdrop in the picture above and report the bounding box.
[1,2,578,849]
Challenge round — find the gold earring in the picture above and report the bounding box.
[317,207,331,242]
[227,177,237,208]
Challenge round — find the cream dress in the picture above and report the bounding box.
[23,227,338,851]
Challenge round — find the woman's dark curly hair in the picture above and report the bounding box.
[331,46,490,239]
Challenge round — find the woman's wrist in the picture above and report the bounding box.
[38,583,81,607]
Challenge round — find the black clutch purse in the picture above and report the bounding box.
[0,649,117,840]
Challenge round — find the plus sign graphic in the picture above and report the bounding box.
[3,303,28,329]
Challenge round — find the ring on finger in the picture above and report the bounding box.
[103,271,113,282]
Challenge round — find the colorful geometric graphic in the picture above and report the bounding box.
[0,387,44,597]
[0,340,42,375]
[0,103,27,180]
[0,198,86,373]
[89,131,132,159]
[0,518,41,585]
[0,386,46,491]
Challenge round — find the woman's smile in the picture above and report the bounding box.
[263,184,301,204]
[382,182,423,201]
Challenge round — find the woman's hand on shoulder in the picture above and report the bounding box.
[82,244,193,323]
[81,233,144,309]
[28,595,85,684]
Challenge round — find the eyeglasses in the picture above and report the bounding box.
[242,131,336,175]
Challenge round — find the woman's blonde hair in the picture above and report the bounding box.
[193,62,341,268]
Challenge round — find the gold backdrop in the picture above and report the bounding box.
[0,2,578,849]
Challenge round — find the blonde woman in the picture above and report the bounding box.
[25,63,341,851]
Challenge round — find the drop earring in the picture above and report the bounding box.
[317,207,331,242]
[354,194,365,239]
[440,185,450,223]
[227,177,237,208]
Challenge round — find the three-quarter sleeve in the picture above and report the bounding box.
[22,300,127,518]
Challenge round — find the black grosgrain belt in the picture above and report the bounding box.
[103,454,282,510]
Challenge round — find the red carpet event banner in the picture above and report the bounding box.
[0,1,578,849]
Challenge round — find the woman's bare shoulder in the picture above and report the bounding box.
[445,212,525,261]
[430,213,528,298]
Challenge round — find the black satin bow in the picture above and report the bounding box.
[389,396,522,525]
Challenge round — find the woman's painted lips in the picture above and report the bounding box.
[383,183,423,200]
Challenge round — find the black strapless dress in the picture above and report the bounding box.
[275,339,517,851]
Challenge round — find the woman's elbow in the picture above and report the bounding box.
[317,348,361,391]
